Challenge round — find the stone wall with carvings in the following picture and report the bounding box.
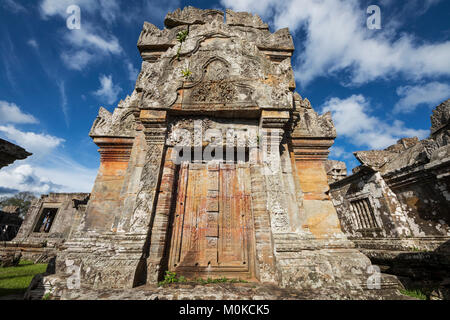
[0,193,89,264]
[331,100,450,240]
[329,100,450,297]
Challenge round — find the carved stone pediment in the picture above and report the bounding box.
[291,93,337,138]
[225,9,269,30]
[138,22,186,50]
[164,6,224,28]
[89,91,137,138]
[138,28,294,111]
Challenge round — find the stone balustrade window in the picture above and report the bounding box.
[350,198,379,230]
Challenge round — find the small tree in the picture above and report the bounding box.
[0,192,37,219]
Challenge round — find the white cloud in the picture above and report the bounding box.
[0,100,97,196]
[1,0,26,13]
[0,101,38,125]
[93,74,122,105]
[222,0,450,86]
[0,160,97,196]
[63,24,122,55]
[40,0,121,23]
[329,146,352,159]
[40,0,97,19]
[321,95,428,150]
[98,0,121,23]
[0,125,64,158]
[394,82,450,114]
[56,80,70,127]
[40,0,123,71]
[61,50,94,70]
[59,23,122,70]
[27,39,39,49]
[0,165,63,195]
[126,61,139,82]
[0,129,97,196]
[33,155,97,192]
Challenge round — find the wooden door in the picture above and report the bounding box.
[168,161,254,279]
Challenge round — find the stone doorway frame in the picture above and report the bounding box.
[166,157,256,280]
[148,144,277,284]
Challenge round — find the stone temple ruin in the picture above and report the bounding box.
[329,99,450,298]
[6,7,448,299]
[2,193,90,264]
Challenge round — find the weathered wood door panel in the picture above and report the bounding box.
[168,161,254,278]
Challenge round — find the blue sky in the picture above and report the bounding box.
[0,0,449,196]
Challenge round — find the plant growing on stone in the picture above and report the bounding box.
[181,68,192,79]
[400,289,427,300]
[195,277,248,284]
[158,271,187,286]
[176,29,189,60]
[176,30,189,43]
[42,292,52,300]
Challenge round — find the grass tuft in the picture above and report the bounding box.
[158,271,248,286]
[400,289,427,300]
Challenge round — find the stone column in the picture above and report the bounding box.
[82,137,134,232]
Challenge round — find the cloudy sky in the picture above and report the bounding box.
[0,0,449,196]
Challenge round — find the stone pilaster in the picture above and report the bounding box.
[290,136,343,238]
[145,148,177,284]
[257,110,291,283]
[130,110,168,286]
[82,137,134,232]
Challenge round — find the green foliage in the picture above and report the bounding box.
[175,30,189,60]
[158,271,187,286]
[0,260,47,297]
[195,277,248,284]
[176,30,189,43]
[181,68,192,78]
[400,289,428,300]
[0,192,37,219]
[42,292,52,300]
[158,271,248,286]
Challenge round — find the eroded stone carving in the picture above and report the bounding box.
[225,9,269,29]
[330,100,450,297]
[291,93,337,138]
[89,91,138,138]
[164,6,224,28]
[325,160,347,184]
